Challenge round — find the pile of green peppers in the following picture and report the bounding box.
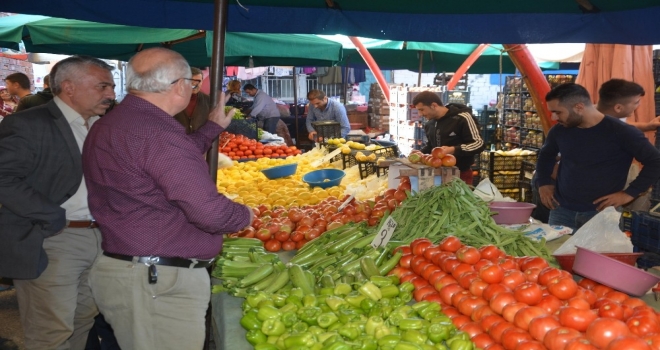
[240,277,475,350]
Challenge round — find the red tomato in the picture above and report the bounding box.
[485,343,505,350]
[442,306,460,318]
[501,270,526,290]
[502,302,526,323]
[387,267,414,279]
[520,256,549,271]
[264,239,281,252]
[479,245,505,261]
[434,275,459,293]
[453,263,476,281]
[255,228,272,242]
[480,314,506,332]
[557,306,598,332]
[400,273,421,284]
[412,260,432,276]
[439,236,463,252]
[457,271,479,289]
[452,315,472,328]
[627,315,660,337]
[585,317,632,349]
[456,246,481,264]
[472,304,497,322]
[598,300,624,320]
[592,284,614,298]
[458,296,489,317]
[410,238,433,256]
[281,240,296,251]
[399,254,413,268]
[410,255,429,272]
[441,154,457,167]
[422,292,443,304]
[410,276,430,290]
[501,327,533,350]
[422,245,442,261]
[469,278,490,298]
[295,239,307,249]
[489,321,514,343]
[516,341,547,350]
[480,264,505,284]
[645,334,660,350]
[439,283,464,304]
[565,337,598,350]
[528,315,561,342]
[451,290,472,308]
[442,257,462,274]
[428,270,448,286]
[578,278,599,290]
[490,292,517,315]
[524,267,542,284]
[274,231,290,242]
[421,264,441,281]
[498,257,518,271]
[603,290,629,304]
[514,306,548,331]
[622,298,647,309]
[472,333,496,349]
[513,282,543,306]
[544,327,582,350]
[459,322,484,338]
[547,277,578,300]
[537,267,564,286]
[483,284,512,301]
[606,336,652,350]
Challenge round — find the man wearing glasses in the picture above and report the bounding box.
[173,67,209,134]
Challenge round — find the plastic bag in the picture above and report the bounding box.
[473,178,516,203]
[502,219,573,242]
[554,207,633,255]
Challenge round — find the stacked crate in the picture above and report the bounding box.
[479,151,537,201]
[631,211,660,269]
[367,83,390,131]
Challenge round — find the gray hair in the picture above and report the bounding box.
[50,56,114,95]
[126,50,190,93]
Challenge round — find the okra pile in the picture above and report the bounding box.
[240,279,475,350]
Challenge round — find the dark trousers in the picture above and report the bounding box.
[263,117,280,135]
[85,314,120,350]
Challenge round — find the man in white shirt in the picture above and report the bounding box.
[0,55,116,349]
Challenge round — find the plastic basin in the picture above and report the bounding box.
[302,169,345,189]
[554,252,643,274]
[573,246,660,296]
[261,163,297,180]
[489,201,536,225]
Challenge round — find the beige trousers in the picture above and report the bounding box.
[90,254,211,350]
[14,227,102,350]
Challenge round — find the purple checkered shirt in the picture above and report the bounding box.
[83,95,251,259]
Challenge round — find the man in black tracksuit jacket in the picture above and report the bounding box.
[413,91,485,184]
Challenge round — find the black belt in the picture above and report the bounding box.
[67,220,99,229]
[103,252,214,269]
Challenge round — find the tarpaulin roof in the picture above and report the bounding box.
[2,1,660,44]
[0,15,343,67]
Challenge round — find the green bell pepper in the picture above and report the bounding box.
[323,341,351,350]
[333,282,352,296]
[280,303,298,314]
[261,319,286,336]
[374,325,392,340]
[399,318,424,331]
[324,296,347,312]
[390,297,405,307]
[338,326,360,340]
[360,298,376,311]
[246,291,269,308]
[358,282,382,301]
[322,334,343,346]
[292,321,309,334]
[448,332,470,342]
[317,332,338,343]
[290,287,304,299]
[400,291,413,303]
[434,344,448,350]
[430,316,452,325]
[240,311,262,331]
[317,312,339,329]
[377,334,402,348]
[281,311,298,328]
[254,343,279,350]
[399,282,415,294]
[356,336,378,350]
[369,276,393,287]
[402,330,428,345]
[381,305,393,319]
[246,329,268,346]
[284,333,317,348]
[272,293,287,308]
[393,341,423,350]
[446,338,473,350]
[411,301,431,313]
[365,316,384,336]
[258,299,275,309]
[345,294,366,308]
[307,325,324,336]
[286,295,304,309]
[298,306,322,326]
[427,323,452,344]
[303,295,318,308]
[257,305,281,322]
[337,308,359,324]
[319,287,335,296]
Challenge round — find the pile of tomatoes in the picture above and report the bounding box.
[408,147,457,168]
[231,184,411,252]
[389,236,660,350]
[219,132,302,161]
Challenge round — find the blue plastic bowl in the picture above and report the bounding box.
[261,163,298,180]
[302,169,346,189]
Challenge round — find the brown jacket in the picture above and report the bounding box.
[173,92,211,134]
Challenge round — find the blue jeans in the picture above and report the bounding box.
[548,206,599,233]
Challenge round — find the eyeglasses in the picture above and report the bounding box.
[171,78,202,88]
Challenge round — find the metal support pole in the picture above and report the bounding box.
[293,67,300,147]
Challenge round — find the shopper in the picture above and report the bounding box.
[173,67,210,134]
[413,91,485,184]
[0,86,18,120]
[4,72,33,100]
[597,78,660,130]
[83,47,253,350]
[243,83,280,134]
[16,74,54,111]
[306,89,351,140]
[536,83,660,230]
[0,55,116,349]
[225,79,248,107]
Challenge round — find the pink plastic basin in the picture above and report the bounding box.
[573,246,660,296]
[489,201,536,225]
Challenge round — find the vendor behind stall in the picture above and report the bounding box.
[306,89,351,139]
[537,83,660,231]
[243,83,280,134]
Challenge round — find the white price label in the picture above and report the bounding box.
[371,216,398,249]
[338,193,355,211]
[418,167,434,192]
[311,147,342,167]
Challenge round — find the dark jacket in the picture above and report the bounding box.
[0,101,81,279]
[15,88,54,112]
[173,92,211,134]
[421,103,485,171]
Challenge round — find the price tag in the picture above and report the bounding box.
[311,147,342,167]
[418,167,434,192]
[338,193,355,211]
[371,216,398,249]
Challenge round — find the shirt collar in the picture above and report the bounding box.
[54,96,99,127]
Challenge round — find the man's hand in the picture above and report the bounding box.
[539,185,558,210]
[440,146,456,155]
[593,191,634,211]
[649,116,660,130]
[209,92,235,129]
[308,131,317,141]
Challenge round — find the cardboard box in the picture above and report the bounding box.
[387,158,459,191]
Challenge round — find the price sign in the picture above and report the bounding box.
[418,167,434,192]
[311,147,342,167]
[371,216,398,249]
